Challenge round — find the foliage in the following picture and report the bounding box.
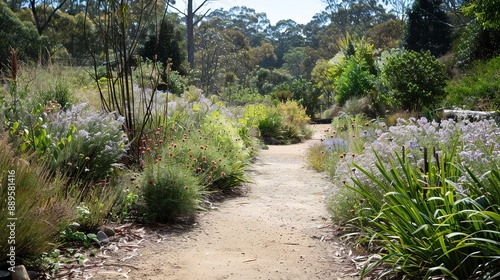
[282,47,308,79]
[445,55,500,111]
[348,149,500,279]
[454,20,500,69]
[0,1,42,68]
[328,117,500,226]
[87,0,163,166]
[47,103,127,182]
[60,225,99,248]
[140,14,187,73]
[290,78,322,117]
[463,0,500,30]
[0,138,76,263]
[342,96,373,117]
[334,57,375,105]
[36,81,74,110]
[239,101,312,144]
[365,20,404,50]
[382,50,447,111]
[306,141,328,172]
[402,0,452,57]
[140,163,204,222]
[135,94,255,221]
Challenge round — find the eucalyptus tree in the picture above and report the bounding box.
[324,0,394,36]
[0,1,41,67]
[267,19,306,68]
[303,11,330,49]
[27,0,69,35]
[205,6,271,47]
[402,0,452,57]
[169,0,212,68]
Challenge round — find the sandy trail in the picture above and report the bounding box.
[78,124,357,280]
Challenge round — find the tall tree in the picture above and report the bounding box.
[29,0,69,35]
[170,0,212,68]
[402,0,452,57]
[267,19,305,68]
[140,13,187,73]
[205,6,270,47]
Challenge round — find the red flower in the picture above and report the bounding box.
[200,145,205,150]
[149,180,154,185]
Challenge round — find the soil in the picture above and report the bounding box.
[56,124,359,280]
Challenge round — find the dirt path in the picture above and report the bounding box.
[75,125,358,279]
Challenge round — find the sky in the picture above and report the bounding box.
[173,0,328,25]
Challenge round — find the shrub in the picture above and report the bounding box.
[47,103,127,182]
[382,50,447,112]
[342,96,373,117]
[0,138,75,263]
[334,57,375,106]
[36,81,73,110]
[445,55,500,111]
[140,163,204,222]
[306,142,328,172]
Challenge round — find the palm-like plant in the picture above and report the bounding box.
[347,147,500,279]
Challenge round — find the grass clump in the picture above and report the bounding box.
[140,163,204,222]
[0,138,75,263]
[348,149,500,279]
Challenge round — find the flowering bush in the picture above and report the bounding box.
[136,100,254,221]
[328,117,500,225]
[48,103,127,182]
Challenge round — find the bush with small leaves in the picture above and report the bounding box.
[382,50,447,112]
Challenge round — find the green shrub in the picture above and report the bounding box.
[334,57,375,106]
[0,138,75,263]
[259,113,283,139]
[306,142,328,172]
[140,162,204,222]
[37,81,73,110]
[382,50,447,111]
[48,103,127,182]
[445,55,500,111]
[454,20,500,69]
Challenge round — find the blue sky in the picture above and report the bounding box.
[173,0,328,25]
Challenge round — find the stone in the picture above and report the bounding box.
[0,270,10,279]
[99,225,116,237]
[97,230,110,245]
[11,265,30,280]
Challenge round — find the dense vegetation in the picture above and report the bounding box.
[0,0,499,278]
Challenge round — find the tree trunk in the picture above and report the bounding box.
[187,0,195,68]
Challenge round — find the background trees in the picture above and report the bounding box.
[402,0,452,57]
[1,0,498,117]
